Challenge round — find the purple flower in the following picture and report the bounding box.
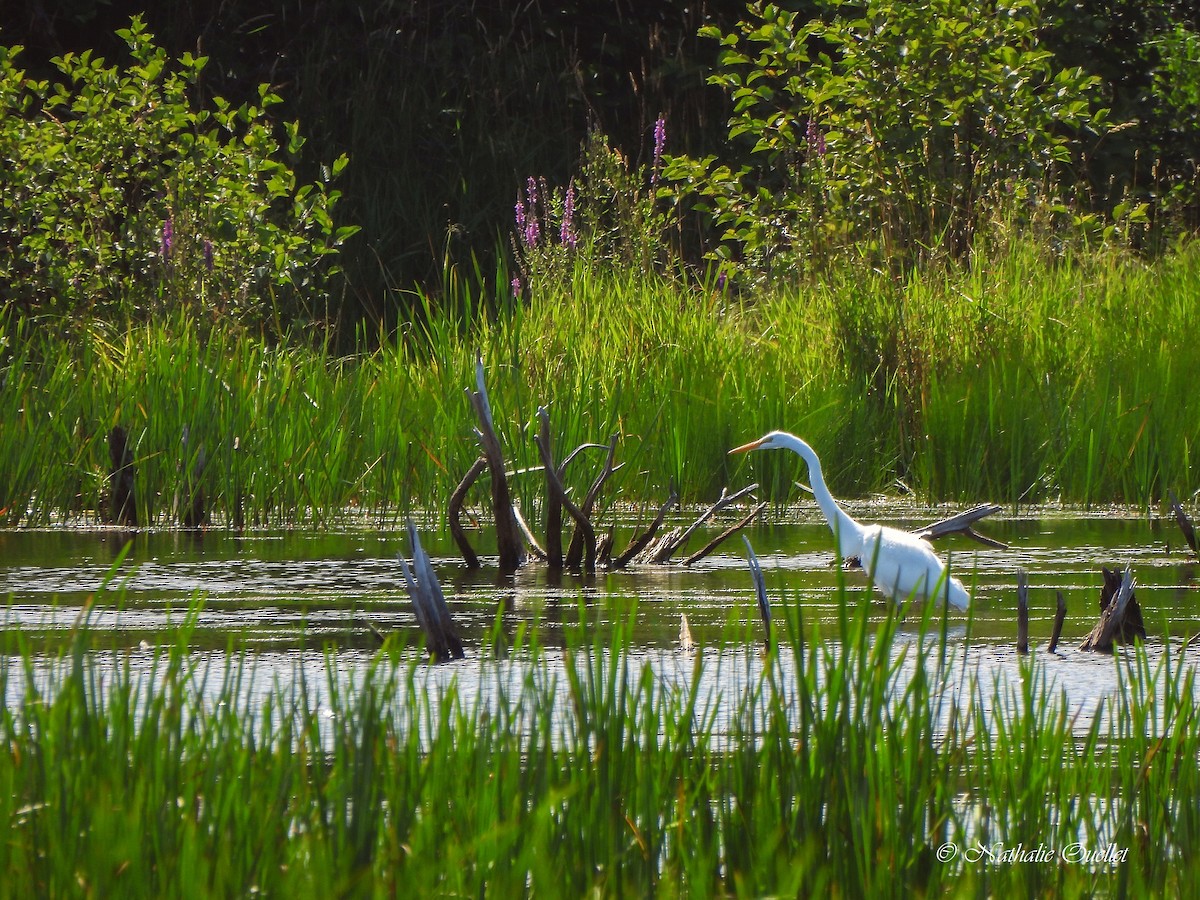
[515,195,526,232]
[161,217,174,261]
[523,177,540,248]
[560,182,577,250]
[805,118,826,158]
[511,276,522,298]
[716,271,728,293]
[651,115,666,185]
[203,238,214,272]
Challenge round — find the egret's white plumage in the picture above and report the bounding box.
[730,431,970,610]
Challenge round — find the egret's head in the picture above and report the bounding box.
[728,431,788,455]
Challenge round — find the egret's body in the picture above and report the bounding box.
[730,431,970,610]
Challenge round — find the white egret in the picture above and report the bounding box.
[730,431,971,610]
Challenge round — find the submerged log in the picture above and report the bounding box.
[107,425,137,527]
[398,520,464,662]
[466,355,525,572]
[1168,490,1198,557]
[1079,565,1144,652]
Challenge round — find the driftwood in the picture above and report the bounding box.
[1016,569,1029,655]
[1168,489,1198,557]
[743,535,773,653]
[685,501,768,565]
[465,355,525,572]
[611,491,679,569]
[1048,590,1066,654]
[679,613,696,652]
[107,425,137,527]
[448,456,487,569]
[643,484,761,565]
[398,520,464,662]
[1080,565,1144,652]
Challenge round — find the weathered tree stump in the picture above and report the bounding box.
[1016,569,1029,654]
[449,456,487,569]
[1048,590,1067,654]
[107,425,137,527]
[1079,565,1144,652]
[534,407,596,572]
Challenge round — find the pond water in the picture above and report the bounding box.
[3,503,1199,731]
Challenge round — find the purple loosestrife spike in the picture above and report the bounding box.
[524,177,540,247]
[515,196,526,231]
[511,276,522,298]
[161,217,174,261]
[651,115,666,185]
[203,239,214,272]
[560,182,577,249]
[806,118,827,158]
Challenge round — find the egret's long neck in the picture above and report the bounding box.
[789,438,861,558]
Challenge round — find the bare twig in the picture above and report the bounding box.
[684,501,768,566]
[448,456,487,569]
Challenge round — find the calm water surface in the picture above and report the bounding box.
[3,504,1199,730]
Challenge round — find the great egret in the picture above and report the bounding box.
[729,431,971,610]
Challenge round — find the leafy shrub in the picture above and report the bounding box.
[664,0,1109,277]
[0,16,357,334]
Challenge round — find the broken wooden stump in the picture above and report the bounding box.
[1080,565,1144,652]
[565,433,620,570]
[639,484,761,565]
[914,503,1007,549]
[611,491,679,569]
[398,519,464,662]
[107,425,137,527]
[534,407,597,572]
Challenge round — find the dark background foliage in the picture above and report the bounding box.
[5,0,1197,334]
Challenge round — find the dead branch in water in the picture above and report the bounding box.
[466,354,525,572]
[398,520,464,663]
[685,501,768,565]
[646,484,760,564]
[535,407,596,572]
[448,456,487,569]
[611,490,679,569]
[1016,570,1029,654]
[566,433,620,570]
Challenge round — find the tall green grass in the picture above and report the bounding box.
[3,240,1199,525]
[2,583,1198,895]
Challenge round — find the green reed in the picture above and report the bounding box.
[2,578,1198,896]
[3,239,1200,526]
